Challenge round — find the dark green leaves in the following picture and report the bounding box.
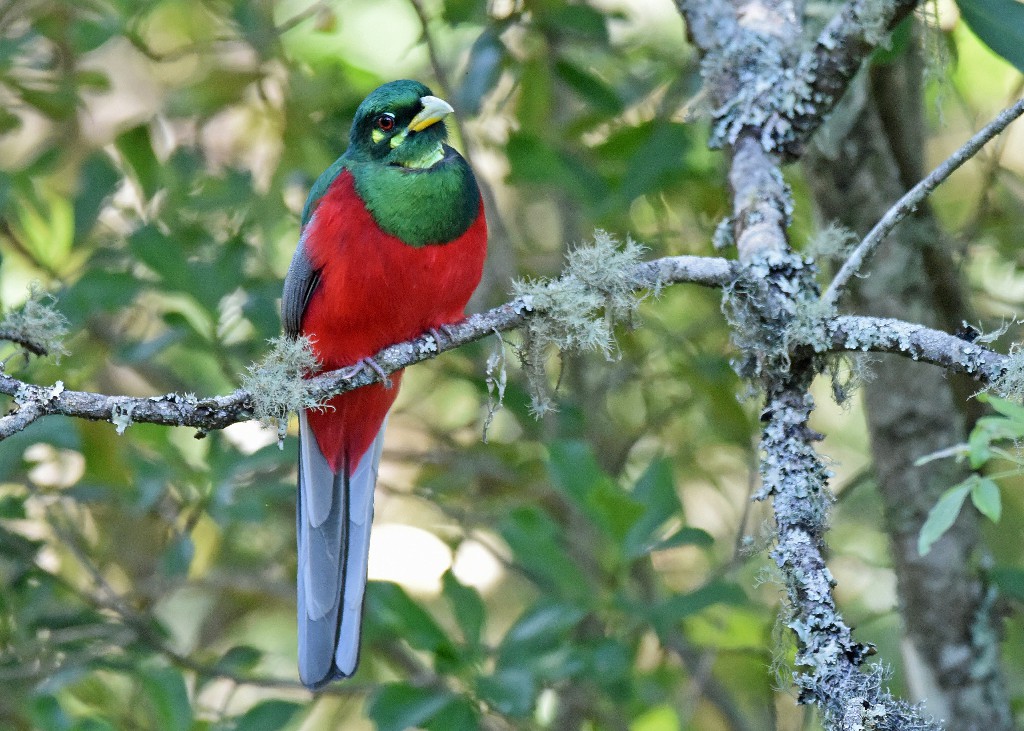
[957,0,1024,73]
[369,686,484,731]
[139,665,192,731]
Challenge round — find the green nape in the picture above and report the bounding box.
[302,80,480,247]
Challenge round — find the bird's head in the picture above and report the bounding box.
[347,80,454,170]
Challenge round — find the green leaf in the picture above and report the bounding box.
[73,152,120,245]
[158,534,194,577]
[498,506,584,596]
[215,645,263,674]
[654,582,746,626]
[548,441,644,545]
[918,483,972,556]
[443,0,487,25]
[424,696,479,731]
[367,684,455,731]
[0,494,26,519]
[140,665,192,731]
[115,125,162,200]
[498,599,586,662]
[476,669,536,717]
[623,457,686,558]
[364,582,450,653]
[455,30,505,115]
[234,700,303,731]
[554,59,622,115]
[70,719,116,731]
[632,705,681,731]
[538,5,608,41]
[29,695,70,731]
[991,566,1024,601]
[956,0,1024,74]
[970,476,1002,522]
[652,526,715,551]
[441,570,485,646]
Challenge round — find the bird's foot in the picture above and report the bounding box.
[427,324,458,349]
[340,357,393,389]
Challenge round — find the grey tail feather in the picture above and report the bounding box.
[296,412,385,690]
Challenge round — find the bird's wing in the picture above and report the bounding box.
[281,224,320,339]
[296,411,385,688]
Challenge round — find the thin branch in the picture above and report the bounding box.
[0,328,50,356]
[0,400,43,439]
[823,97,1024,307]
[0,255,737,440]
[824,315,1008,382]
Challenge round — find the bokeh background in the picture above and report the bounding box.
[0,1,1022,729]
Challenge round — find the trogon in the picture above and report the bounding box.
[281,80,487,689]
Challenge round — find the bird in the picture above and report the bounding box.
[281,80,487,689]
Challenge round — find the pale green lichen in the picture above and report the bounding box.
[511,231,647,417]
[482,331,507,442]
[987,344,1024,402]
[241,335,323,432]
[111,401,135,435]
[0,282,70,360]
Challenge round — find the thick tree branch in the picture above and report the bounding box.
[0,255,736,440]
[678,0,920,157]
[780,0,920,156]
[824,97,1024,307]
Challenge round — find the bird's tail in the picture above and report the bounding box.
[296,410,386,689]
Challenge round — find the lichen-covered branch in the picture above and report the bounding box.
[678,0,919,157]
[824,315,1007,383]
[678,2,942,727]
[823,96,1024,306]
[0,254,736,440]
[780,0,920,157]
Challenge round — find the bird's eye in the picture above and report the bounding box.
[375,113,396,132]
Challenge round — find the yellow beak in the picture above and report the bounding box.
[408,95,455,133]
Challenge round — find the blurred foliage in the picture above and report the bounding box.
[0,1,1021,730]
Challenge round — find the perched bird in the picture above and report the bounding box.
[281,80,487,689]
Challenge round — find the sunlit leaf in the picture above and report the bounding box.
[918,483,972,556]
[970,476,1002,522]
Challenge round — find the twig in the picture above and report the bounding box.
[823,97,1024,307]
[0,328,50,356]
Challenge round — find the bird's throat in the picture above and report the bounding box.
[395,142,444,170]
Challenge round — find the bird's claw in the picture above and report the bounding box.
[340,357,393,388]
[427,324,458,349]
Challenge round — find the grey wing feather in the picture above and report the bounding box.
[296,411,386,688]
[282,224,320,339]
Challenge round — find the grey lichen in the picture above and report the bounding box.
[853,0,898,47]
[482,331,507,442]
[807,222,859,262]
[986,344,1024,402]
[0,282,70,360]
[700,27,816,151]
[722,250,821,384]
[241,335,323,433]
[511,231,647,416]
